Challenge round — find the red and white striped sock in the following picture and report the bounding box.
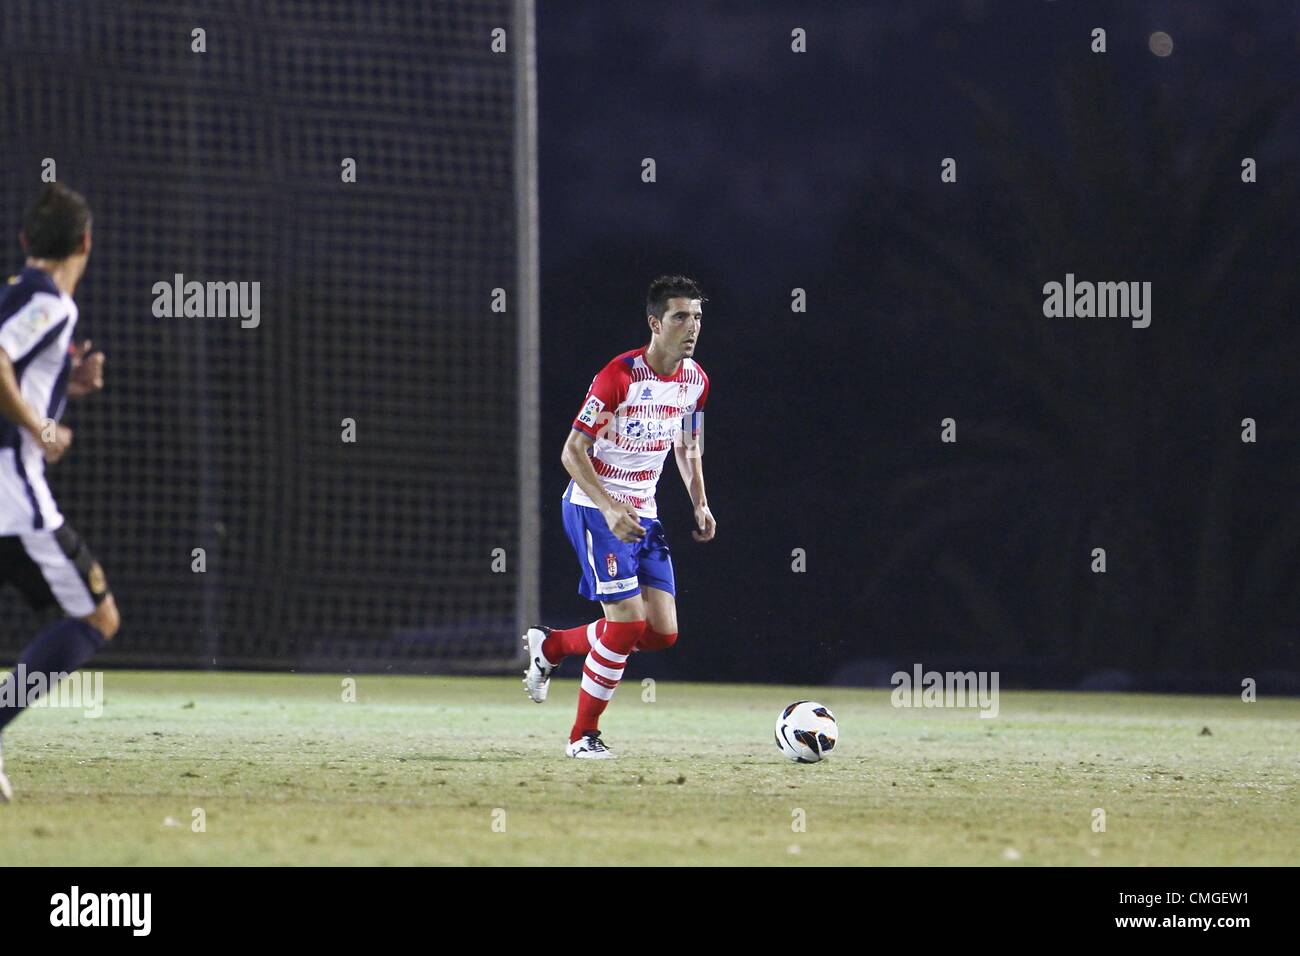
[543,619,678,664]
[570,619,644,742]
[541,619,604,664]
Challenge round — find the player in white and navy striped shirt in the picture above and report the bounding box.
[522,276,716,758]
[0,185,120,800]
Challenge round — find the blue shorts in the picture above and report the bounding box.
[561,491,675,603]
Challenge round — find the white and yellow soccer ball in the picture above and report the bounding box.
[774,700,838,763]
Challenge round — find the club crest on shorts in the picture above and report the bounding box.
[605,552,618,577]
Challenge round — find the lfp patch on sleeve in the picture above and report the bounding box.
[577,395,604,428]
[0,302,60,359]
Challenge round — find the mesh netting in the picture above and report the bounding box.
[0,0,530,671]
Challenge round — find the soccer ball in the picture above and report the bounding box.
[774,700,838,763]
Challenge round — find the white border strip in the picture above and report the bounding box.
[514,0,540,662]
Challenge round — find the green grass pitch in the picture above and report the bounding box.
[0,671,1295,865]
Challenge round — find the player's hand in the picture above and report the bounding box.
[603,502,646,543]
[68,340,105,398]
[40,423,73,464]
[691,503,716,542]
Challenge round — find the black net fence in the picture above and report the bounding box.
[0,0,533,671]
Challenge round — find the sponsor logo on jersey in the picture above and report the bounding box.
[635,418,679,441]
[605,553,618,577]
[26,308,52,331]
[640,386,653,400]
[577,395,604,428]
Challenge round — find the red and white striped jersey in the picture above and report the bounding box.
[568,346,709,519]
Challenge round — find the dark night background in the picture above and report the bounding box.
[0,1,1294,691]
[537,1,1300,691]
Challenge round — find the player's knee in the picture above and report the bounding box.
[645,610,677,642]
[597,617,645,656]
[638,626,677,652]
[651,628,678,650]
[84,596,120,641]
[603,596,645,623]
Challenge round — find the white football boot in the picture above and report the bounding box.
[522,626,557,703]
[0,738,13,803]
[565,731,616,759]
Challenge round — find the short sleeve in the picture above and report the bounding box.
[690,371,709,436]
[0,294,67,364]
[571,363,627,439]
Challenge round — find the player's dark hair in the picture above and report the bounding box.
[22,183,92,259]
[646,275,705,319]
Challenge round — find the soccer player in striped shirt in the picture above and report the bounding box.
[523,275,715,758]
[0,185,120,800]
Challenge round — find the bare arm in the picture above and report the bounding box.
[562,428,615,511]
[674,439,706,508]
[0,349,70,462]
[562,428,645,542]
[0,349,45,439]
[674,436,716,542]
